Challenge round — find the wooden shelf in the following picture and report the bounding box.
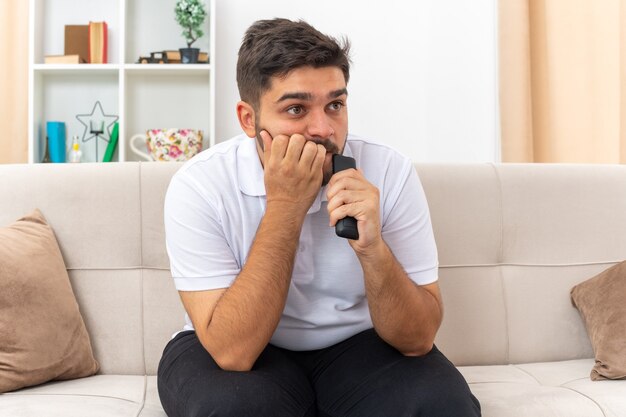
[33,64,120,75]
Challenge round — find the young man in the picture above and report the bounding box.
[158,18,481,417]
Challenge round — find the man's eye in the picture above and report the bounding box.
[329,102,344,111]
[287,106,304,115]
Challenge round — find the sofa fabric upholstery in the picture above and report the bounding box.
[0,162,625,416]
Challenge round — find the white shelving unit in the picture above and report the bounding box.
[28,0,216,163]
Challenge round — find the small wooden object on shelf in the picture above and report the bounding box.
[137,50,208,64]
[44,54,86,64]
[163,50,181,63]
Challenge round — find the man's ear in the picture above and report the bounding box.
[236,101,257,138]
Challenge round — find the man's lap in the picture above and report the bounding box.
[281,329,480,417]
[157,331,315,417]
[157,329,480,417]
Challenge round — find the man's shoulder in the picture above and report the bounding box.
[171,134,252,182]
[166,134,251,196]
[179,134,248,171]
[167,133,265,203]
[346,134,412,171]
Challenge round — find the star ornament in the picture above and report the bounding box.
[75,101,119,144]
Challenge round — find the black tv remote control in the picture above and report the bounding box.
[331,154,359,240]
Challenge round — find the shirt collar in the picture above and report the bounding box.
[236,135,354,214]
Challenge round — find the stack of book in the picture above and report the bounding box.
[44,22,108,64]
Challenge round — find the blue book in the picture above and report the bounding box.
[46,121,66,163]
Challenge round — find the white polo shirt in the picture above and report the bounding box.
[164,133,438,351]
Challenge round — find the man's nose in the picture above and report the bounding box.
[306,110,334,139]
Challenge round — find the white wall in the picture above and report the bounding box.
[214,0,498,163]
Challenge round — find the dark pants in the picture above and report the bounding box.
[157,329,481,417]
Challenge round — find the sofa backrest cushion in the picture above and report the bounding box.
[2,162,625,373]
[417,164,626,365]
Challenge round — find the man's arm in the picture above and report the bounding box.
[327,168,442,355]
[355,239,443,355]
[180,133,326,371]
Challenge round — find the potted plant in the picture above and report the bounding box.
[175,0,207,64]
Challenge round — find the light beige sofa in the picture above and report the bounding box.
[0,162,625,417]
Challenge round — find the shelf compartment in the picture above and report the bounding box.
[125,0,210,65]
[124,72,210,161]
[33,0,121,64]
[34,72,119,163]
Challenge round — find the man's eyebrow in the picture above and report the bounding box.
[275,88,348,103]
[276,92,312,103]
[328,88,348,99]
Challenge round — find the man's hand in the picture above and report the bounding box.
[261,130,327,216]
[326,168,382,255]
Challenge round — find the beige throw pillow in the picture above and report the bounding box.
[0,210,99,393]
[571,261,626,381]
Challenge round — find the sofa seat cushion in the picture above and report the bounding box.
[0,375,166,417]
[3,361,626,417]
[459,359,626,417]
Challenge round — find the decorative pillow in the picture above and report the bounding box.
[571,261,626,381]
[0,210,99,393]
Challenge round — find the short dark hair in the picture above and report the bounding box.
[237,18,351,109]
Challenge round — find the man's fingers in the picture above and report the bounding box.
[327,189,351,214]
[263,133,325,186]
[263,131,290,163]
[299,142,325,169]
[327,172,366,201]
[260,130,273,161]
[312,144,326,171]
[284,134,306,162]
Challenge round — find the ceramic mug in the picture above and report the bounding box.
[130,129,203,162]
